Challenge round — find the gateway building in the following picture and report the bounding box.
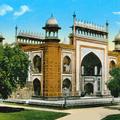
[11,14,120,99]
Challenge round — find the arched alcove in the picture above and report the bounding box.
[109,60,116,70]
[33,78,41,96]
[84,83,93,95]
[62,78,72,96]
[63,56,71,74]
[33,55,41,73]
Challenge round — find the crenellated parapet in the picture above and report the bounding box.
[71,14,108,42]
[16,30,45,45]
[75,20,107,32]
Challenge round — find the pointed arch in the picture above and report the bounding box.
[63,56,71,74]
[33,55,41,73]
[109,60,116,70]
[81,52,102,76]
[84,83,93,95]
[62,78,72,96]
[33,78,41,96]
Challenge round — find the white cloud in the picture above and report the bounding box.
[0,4,13,16]
[112,11,120,15]
[14,5,30,16]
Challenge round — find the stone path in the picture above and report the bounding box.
[57,106,120,120]
[0,102,120,120]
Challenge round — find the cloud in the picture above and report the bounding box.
[14,5,30,16]
[112,11,120,15]
[0,4,13,16]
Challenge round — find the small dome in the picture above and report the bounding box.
[46,15,58,26]
[114,32,120,42]
[43,14,61,30]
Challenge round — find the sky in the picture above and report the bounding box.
[0,0,120,50]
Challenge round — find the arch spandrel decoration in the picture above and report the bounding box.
[63,56,72,74]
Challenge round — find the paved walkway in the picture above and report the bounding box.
[57,106,120,120]
[0,102,120,120]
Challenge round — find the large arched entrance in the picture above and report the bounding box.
[81,52,102,95]
[33,79,41,96]
[81,52,102,76]
[84,83,93,95]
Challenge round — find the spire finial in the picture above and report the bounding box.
[106,20,109,26]
[106,20,109,32]
[15,25,18,36]
[15,25,18,43]
[73,11,76,18]
[51,13,53,18]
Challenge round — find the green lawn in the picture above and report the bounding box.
[0,107,68,120]
[102,114,120,120]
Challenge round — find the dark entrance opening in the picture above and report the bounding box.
[81,52,102,76]
[33,79,41,96]
[62,78,72,96]
[33,55,41,73]
[84,83,93,95]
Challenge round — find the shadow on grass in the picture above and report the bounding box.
[0,106,24,113]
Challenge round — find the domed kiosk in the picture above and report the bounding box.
[43,15,61,42]
[113,32,120,51]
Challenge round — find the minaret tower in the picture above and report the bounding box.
[42,15,62,97]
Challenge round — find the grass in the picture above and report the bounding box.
[102,114,120,120]
[0,106,68,120]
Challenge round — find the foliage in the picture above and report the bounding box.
[0,108,68,120]
[0,44,30,99]
[107,67,120,97]
[102,114,120,120]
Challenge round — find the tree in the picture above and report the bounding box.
[107,67,120,97]
[0,44,30,99]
